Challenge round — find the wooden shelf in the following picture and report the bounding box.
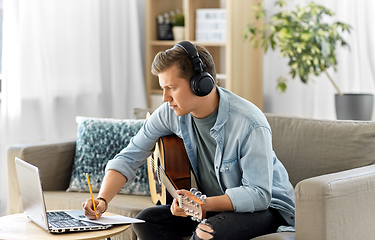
[145,0,263,110]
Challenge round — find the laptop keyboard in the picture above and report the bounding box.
[47,211,86,228]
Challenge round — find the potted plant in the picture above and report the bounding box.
[244,0,373,120]
[172,12,185,41]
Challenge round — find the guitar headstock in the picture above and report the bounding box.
[178,188,207,223]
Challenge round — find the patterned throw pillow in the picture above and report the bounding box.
[67,116,150,195]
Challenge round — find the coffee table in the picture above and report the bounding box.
[0,211,129,240]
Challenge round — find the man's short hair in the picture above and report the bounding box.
[151,43,217,84]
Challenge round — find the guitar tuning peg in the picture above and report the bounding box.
[200,194,207,203]
[190,188,198,194]
[201,219,207,225]
[191,216,198,221]
[194,191,202,198]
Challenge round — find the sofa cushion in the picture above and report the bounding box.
[265,114,375,187]
[67,116,150,195]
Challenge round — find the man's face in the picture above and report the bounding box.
[158,64,200,116]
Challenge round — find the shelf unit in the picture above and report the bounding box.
[145,0,263,110]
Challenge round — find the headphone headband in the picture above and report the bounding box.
[175,41,205,73]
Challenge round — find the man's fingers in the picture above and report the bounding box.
[170,198,188,217]
[82,198,103,219]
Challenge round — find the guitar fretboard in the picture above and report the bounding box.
[158,165,180,200]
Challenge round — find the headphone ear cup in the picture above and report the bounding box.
[190,72,215,97]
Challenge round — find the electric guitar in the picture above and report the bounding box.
[147,135,191,205]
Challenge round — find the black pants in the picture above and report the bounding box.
[132,205,287,240]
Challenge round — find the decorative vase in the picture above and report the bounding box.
[335,93,374,120]
[172,26,185,41]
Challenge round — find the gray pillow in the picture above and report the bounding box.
[67,116,150,195]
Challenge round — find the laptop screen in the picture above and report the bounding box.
[15,157,50,231]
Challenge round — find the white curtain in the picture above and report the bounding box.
[0,0,146,216]
[263,0,375,120]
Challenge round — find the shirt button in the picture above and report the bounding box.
[188,146,192,149]
[182,121,185,124]
[225,166,229,171]
[215,166,219,169]
[219,141,222,145]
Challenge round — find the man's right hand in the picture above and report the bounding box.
[82,170,127,220]
[82,198,106,220]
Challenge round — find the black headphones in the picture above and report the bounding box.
[175,41,215,97]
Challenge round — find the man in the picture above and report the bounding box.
[83,41,295,240]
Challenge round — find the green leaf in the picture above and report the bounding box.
[277,82,287,92]
[290,69,296,78]
[275,0,287,7]
[300,75,308,83]
[313,57,319,66]
[270,38,277,50]
[301,32,312,41]
[276,76,288,92]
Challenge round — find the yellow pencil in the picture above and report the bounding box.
[86,173,98,219]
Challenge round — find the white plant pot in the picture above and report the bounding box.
[172,26,185,41]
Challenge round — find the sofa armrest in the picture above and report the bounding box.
[7,139,76,214]
[295,164,375,240]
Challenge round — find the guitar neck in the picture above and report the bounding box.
[158,165,180,200]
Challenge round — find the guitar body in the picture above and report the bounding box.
[147,135,191,205]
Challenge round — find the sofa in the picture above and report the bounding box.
[8,114,375,240]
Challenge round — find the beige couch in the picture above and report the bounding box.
[8,114,375,240]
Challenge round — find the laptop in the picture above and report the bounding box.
[15,157,112,233]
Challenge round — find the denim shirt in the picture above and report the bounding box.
[106,87,295,226]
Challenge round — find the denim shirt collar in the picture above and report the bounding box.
[213,87,229,132]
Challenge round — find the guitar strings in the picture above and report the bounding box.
[149,155,160,175]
